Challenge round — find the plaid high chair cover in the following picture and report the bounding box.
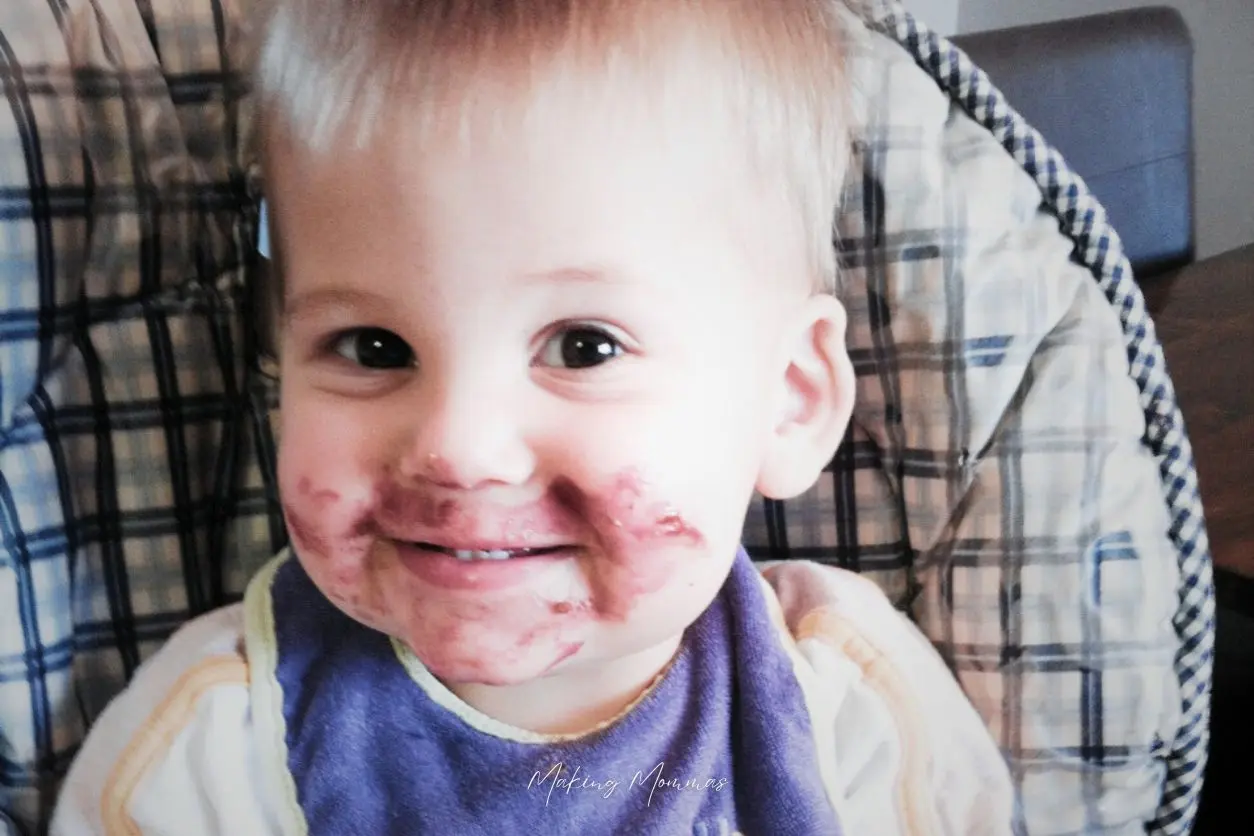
[0,1,1211,834]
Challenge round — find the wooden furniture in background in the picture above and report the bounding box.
[1142,243,1254,578]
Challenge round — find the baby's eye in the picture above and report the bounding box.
[330,327,415,369]
[537,326,624,370]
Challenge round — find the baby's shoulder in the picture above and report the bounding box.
[754,558,949,697]
[120,602,252,713]
[49,605,266,835]
[754,558,902,630]
[752,559,1016,836]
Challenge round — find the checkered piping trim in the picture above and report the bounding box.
[863,5,1213,833]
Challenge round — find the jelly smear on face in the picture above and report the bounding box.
[282,468,706,681]
[284,478,372,560]
[552,469,705,621]
[377,481,463,530]
[283,478,385,623]
[370,473,704,619]
[284,479,344,556]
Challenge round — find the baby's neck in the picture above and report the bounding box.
[447,636,683,736]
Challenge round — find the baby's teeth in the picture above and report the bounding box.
[452,549,513,561]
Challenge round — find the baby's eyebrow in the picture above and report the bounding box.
[283,287,389,324]
[520,266,627,287]
[282,268,631,326]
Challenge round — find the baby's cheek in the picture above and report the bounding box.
[282,476,388,623]
[282,477,372,564]
[283,504,334,560]
[301,555,373,617]
[555,470,708,621]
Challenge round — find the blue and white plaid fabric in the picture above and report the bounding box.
[741,4,1212,834]
[0,1,1211,835]
[0,1,280,832]
[889,8,1212,833]
[882,13,1212,832]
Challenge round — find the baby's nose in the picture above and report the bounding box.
[394,372,536,490]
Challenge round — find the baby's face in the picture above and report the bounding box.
[270,93,817,691]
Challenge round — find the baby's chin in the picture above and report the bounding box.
[407,635,586,687]
[317,582,394,630]
[319,600,526,684]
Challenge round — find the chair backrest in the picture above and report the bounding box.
[952,7,1194,279]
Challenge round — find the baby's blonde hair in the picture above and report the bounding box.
[256,0,854,292]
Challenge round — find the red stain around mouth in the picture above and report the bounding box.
[284,466,704,682]
[551,471,704,548]
[284,477,375,565]
[653,510,702,544]
[551,469,704,621]
[377,481,463,530]
[540,641,585,674]
[298,477,341,507]
[284,507,325,556]
[284,479,345,558]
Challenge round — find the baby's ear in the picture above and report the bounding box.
[755,293,855,500]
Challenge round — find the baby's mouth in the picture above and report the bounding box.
[408,542,569,562]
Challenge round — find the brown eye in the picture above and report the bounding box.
[538,326,623,369]
[331,328,415,369]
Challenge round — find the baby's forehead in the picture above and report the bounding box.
[265,99,798,238]
[261,80,817,304]
[257,0,848,294]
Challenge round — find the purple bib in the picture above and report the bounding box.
[257,550,842,835]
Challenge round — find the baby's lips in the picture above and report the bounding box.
[382,525,581,555]
[403,541,573,559]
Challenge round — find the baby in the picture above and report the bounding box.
[51,1,1015,833]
